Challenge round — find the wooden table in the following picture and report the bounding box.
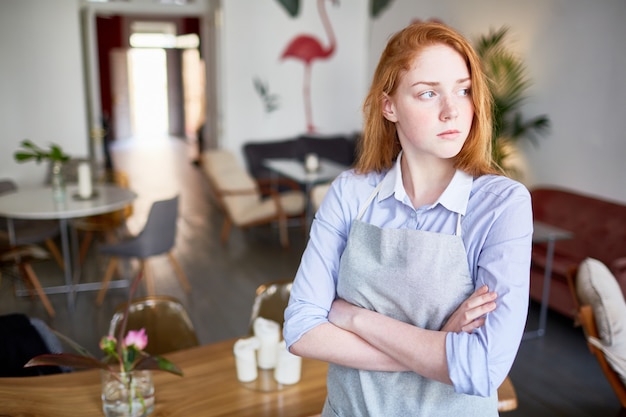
[263,158,347,226]
[0,337,517,415]
[0,338,328,417]
[0,184,137,311]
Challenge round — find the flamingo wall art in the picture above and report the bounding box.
[279,0,338,133]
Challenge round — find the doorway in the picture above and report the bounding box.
[103,17,204,143]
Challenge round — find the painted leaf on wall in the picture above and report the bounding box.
[371,0,393,18]
[276,0,300,17]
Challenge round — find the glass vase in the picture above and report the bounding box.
[51,160,66,203]
[101,370,155,417]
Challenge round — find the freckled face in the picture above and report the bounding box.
[382,44,474,162]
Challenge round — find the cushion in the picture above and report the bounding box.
[576,258,626,385]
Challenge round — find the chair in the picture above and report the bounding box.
[95,196,191,305]
[201,150,305,248]
[73,171,134,265]
[568,259,626,416]
[310,182,331,212]
[0,179,64,270]
[248,280,293,334]
[0,245,55,317]
[497,376,518,412]
[108,295,199,356]
[579,305,626,415]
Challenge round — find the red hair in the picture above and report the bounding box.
[356,21,499,176]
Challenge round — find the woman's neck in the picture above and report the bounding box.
[400,154,456,208]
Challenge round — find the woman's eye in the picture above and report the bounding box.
[459,88,471,96]
[419,91,436,99]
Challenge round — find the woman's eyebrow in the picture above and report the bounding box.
[411,77,471,88]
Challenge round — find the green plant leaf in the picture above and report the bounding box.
[19,139,37,149]
[134,355,183,376]
[49,144,69,162]
[13,152,37,162]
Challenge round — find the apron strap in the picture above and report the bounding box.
[357,181,384,221]
[456,212,463,237]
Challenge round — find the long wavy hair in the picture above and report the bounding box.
[356,21,500,177]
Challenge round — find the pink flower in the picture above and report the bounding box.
[124,328,148,351]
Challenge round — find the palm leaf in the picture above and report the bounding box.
[475,26,551,172]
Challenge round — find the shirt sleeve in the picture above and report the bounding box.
[283,178,351,349]
[446,179,533,397]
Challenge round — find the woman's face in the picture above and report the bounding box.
[383,44,474,163]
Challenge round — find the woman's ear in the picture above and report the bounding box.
[382,94,397,122]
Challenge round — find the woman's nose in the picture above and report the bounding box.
[440,97,459,121]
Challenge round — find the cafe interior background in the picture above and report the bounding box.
[1,0,624,204]
[0,0,625,415]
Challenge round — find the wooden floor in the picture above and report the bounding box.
[0,136,621,417]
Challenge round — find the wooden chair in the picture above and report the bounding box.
[497,376,518,412]
[0,179,64,271]
[201,150,305,248]
[0,245,55,317]
[567,261,626,416]
[109,295,199,356]
[578,304,626,415]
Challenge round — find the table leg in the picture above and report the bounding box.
[304,181,314,229]
[59,218,76,312]
[523,237,555,340]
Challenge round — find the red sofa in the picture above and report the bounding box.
[530,187,626,318]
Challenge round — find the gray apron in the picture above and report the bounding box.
[322,183,498,417]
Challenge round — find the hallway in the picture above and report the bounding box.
[0,136,621,417]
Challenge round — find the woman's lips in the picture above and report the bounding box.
[438,129,460,139]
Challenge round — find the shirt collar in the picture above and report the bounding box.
[378,151,473,215]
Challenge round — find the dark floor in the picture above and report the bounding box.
[0,136,621,416]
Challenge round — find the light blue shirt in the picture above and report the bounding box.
[284,156,533,397]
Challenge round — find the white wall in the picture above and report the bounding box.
[1,0,625,205]
[220,0,368,155]
[0,0,88,187]
[370,0,626,204]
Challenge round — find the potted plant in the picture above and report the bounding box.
[14,139,71,201]
[474,27,551,178]
[25,275,182,416]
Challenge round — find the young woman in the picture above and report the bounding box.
[284,21,533,416]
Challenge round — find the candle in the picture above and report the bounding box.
[273,340,302,385]
[77,162,92,198]
[304,153,320,173]
[233,337,260,382]
[253,317,280,369]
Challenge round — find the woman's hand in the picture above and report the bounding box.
[441,285,497,333]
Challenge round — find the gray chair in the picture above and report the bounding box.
[96,196,191,305]
[0,179,64,270]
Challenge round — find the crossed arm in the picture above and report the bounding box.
[289,285,496,385]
